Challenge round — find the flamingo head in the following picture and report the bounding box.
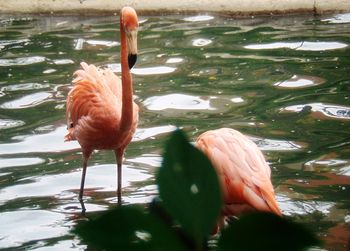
[121,7,139,69]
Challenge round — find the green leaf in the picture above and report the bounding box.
[73,205,189,251]
[219,212,320,251]
[157,129,222,246]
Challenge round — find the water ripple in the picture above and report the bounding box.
[53,59,74,65]
[245,41,348,51]
[43,68,57,74]
[143,93,215,111]
[273,75,326,89]
[277,194,335,216]
[166,57,184,64]
[339,166,350,176]
[0,157,44,169]
[1,83,50,92]
[183,15,214,22]
[133,125,176,141]
[304,158,348,172]
[204,52,306,62]
[0,39,29,51]
[0,119,25,130]
[74,38,119,50]
[132,66,176,75]
[280,103,350,120]
[0,92,52,109]
[0,126,79,155]
[0,164,151,204]
[0,210,68,249]
[107,63,176,75]
[85,39,119,47]
[0,56,46,66]
[323,13,350,24]
[251,136,304,151]
[129,154,162,168]
[123,184,157,204]
[192,38,212,47]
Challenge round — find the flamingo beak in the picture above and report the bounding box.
[128,54,137,69]
[126,29,138,69]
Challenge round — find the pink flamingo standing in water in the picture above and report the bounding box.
[195,128,281,230]
[65,7,139,210]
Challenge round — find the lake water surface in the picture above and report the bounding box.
[0,12,350,250]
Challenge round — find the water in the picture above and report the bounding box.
[0,12,350,250]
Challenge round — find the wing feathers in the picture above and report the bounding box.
[196,128,281,216]
[65,62,123,147]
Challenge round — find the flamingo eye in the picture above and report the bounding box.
[70,122,74,128]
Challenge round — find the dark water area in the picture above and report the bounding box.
[0,12,350,250]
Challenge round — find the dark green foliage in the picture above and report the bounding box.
[157,129,222,246]
[219,212,320,251]
[73,205,188,251]
[74,129,320,251]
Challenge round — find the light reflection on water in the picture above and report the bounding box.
[0,126,79,154]
[0,12,349,250]
[133,125,177,141]
[0,164,152,206]
[183,15,214,22]
[280,103,350,120]
[273,75,326,88]
[322,13,350,24]
[277,194,335,216]
[143,93,215,111]
[0,210,69,249]
[107,63,177,75]
[245,41,348,51]
[0,92,52,109]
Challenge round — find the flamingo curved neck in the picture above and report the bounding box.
[119,19,134,133]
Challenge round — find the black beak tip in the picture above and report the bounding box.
[128,54,137,69]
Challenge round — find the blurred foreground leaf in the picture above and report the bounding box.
[157,129,222,247]
[219,212,320,251]
[74,205,188,251]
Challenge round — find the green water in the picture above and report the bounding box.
[0,12,350,250]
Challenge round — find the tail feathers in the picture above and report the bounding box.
[260,188,282,216]
[72,62,122,96]
[64,128,75,142]
[73,62,102,85]
[243,185,282,216]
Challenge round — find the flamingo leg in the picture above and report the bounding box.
[115,149,124,206]
[79,150,92,212]
[117,162,122,206]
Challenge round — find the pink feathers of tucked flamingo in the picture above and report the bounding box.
[65,7,139,210]
[195,128,281,229]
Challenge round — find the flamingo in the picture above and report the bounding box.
[64,7,139,210]
[195,128,281,230]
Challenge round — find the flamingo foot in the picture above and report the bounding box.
[79,197,86,213]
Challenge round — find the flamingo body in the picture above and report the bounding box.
[65,62,138,151]
[195,128,281,218]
